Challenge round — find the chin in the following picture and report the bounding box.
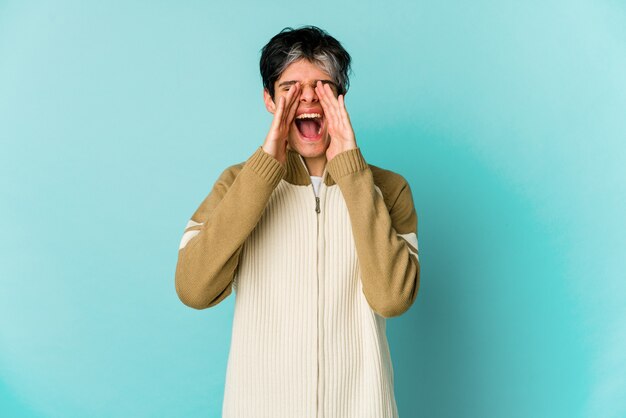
[288,135,329,159]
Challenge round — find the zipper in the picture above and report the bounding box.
[297,153,326,417]
[314,184,321,417]
[314,177,326,418]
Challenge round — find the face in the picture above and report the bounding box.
[263,58,338,160]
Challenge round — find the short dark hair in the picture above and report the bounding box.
[259,25,353,100]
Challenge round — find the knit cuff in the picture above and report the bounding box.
[245,146,286,188]
[326,147,368,180]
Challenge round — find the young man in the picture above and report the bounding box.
[175,25,420,418]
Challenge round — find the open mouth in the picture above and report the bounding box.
[294,113,324,141]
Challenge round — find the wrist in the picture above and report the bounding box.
[261,143,286,165]
[326,147,367,179]
[338,142,357,153]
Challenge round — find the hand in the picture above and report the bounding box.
[262,82,301,165]
[315,80,357,161]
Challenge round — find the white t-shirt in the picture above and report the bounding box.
[310,175,323,197]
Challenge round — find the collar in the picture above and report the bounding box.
[284,149,337,187]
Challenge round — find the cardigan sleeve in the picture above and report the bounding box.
[175,146,286,309]
[326,147,420,318]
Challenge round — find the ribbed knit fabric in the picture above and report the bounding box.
[222,176,398,418]
[175,146,419,417]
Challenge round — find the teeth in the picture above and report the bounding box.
[295,113,322,119]
[295,112,323,136]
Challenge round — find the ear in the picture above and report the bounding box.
[263,89,277,114]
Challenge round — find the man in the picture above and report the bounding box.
[175,25,420,418]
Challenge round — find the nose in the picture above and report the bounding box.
[299,82,318,103]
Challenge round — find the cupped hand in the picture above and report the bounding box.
[262,82,301,165]
[315,80,357,162]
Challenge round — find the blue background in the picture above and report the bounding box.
[1,1,625,417]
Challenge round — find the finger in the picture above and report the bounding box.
[271,96,285,131]
[316,80,332,105]
[288,82,301,112]
[324,82,338,99]
[337,94,351,133]
[273,84,298,139]
[315,81,326,110]
[338,94,350,123]
[283,82,301,126]
[315,81,333,118]
[317,81,340,129]
[322,83,341,123]
[277,83,297,127]
[287,89,301,123]
[330,88,349,127]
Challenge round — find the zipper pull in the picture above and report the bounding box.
[315,196,320,213]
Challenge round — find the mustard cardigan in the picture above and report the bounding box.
[175,146,420,417]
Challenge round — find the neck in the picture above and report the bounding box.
[303,155,327,177]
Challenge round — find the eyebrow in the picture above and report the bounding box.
[278,79,337,89]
